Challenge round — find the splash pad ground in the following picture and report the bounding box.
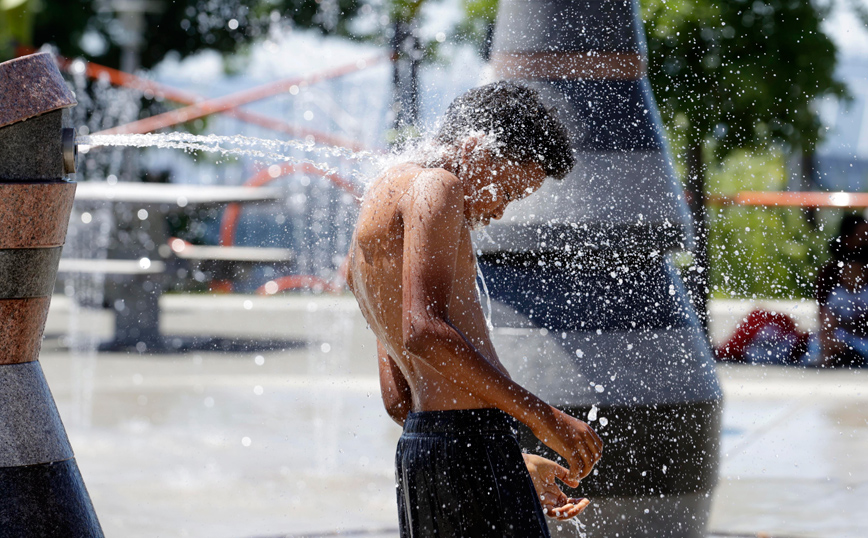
[38,294,868,538]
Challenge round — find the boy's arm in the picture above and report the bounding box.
[378,340,413,426]
[400,171,602,481]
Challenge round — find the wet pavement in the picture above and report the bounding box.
[37,294,868,538]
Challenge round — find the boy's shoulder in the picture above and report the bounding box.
[398,164,462,200]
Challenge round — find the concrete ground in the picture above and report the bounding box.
[37,294,868,538]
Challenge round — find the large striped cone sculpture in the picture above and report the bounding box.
[476,2,723,537]
[0,53,104,537]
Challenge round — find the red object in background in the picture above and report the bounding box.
[716,309,809,363]
[93,54,384,137]
[219,162,359,248]
[707,191,868,209]
[214,163,358,294]
[16,45,373,153]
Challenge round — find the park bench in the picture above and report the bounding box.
[59,181,286,351]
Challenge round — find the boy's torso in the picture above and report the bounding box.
[348,163,506,412]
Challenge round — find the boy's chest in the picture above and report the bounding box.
[447,231,491,341]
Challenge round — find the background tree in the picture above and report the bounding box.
[642,0,846,322]
[25,0,363,70]
[389,0,426,132]
[0,0,34,60]
[460,0,847,316]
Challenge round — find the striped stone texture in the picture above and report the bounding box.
[0,182,76,248]
[491,51,645,80]
[483,3,721,536]
[482,0,695,255]
[0,361,72,467]
[0,51,101,538]
[0,354,101,537]
[0,297,53,366]
[0,459,104,537]
[0,53,76,129]
[0,182,75,366]
[492,0,642,54]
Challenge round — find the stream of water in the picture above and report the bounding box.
[78,132,378,179]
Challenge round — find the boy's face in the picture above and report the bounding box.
[463,156,547,228]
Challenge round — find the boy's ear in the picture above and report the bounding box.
[459,136,479,159]
[459,136,495,174]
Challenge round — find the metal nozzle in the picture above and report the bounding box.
[62,128,77,175]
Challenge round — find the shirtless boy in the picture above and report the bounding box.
[347,82,603,537]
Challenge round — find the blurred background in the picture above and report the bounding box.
[2,0,868,537]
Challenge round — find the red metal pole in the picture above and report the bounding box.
[18,46,373,152]
[707,191,868,208]
[219,162,359,247]
[95,55,386,137]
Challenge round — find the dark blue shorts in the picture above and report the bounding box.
[395,408,551,538]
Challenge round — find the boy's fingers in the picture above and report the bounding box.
[585,435,602,463]
[568,497,590,510]
[560,473,580,489]
[539,492,560,507]
[566,462,583,483]
[562,477,580,488]
[590,430,604,458]
[553,506,580,520]
[576,446,595,479]
[551,498,590,520]
[552,461,579,487]
[569,456,588,482]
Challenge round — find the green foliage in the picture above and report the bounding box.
[640,0,848,299]
[641,0,847,158]
[456,0,496,41]
[706,150,828,299]
[29,0,364,70]
[708,204,826,299]
[389,0,426,23]
[0,0,34,61]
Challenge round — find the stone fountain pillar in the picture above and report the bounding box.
[0,52,104,537]
[478,1,723,536]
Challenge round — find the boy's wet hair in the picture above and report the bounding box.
[436,81,575,180]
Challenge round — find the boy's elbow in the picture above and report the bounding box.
[383,398,408,426]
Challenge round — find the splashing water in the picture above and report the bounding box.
[77,132,378,179]
[476,259,495,332]
[561,516,588,537]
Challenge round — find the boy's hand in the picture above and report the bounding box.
[534,408,603,482]
[523,453,590,520]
